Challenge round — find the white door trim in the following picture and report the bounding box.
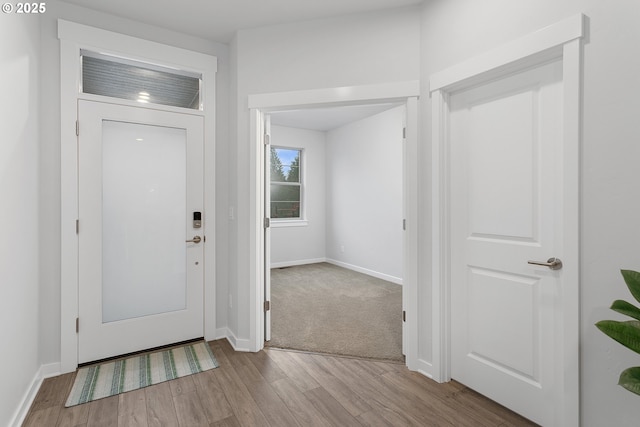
[248,82,420,371]
[59,20,217,373]
[430,14,584,426]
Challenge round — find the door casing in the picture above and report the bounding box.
[248,82,420,372]
[430,14,584,426]
[59,20,217,373]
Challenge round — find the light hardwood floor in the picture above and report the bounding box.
[23,339,537,426]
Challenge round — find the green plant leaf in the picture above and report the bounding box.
[595,320,640,354]
[611,300,640,321]
[621,270,640,304]
[619,367,640,395]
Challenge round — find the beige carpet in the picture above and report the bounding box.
[269,262,403,361]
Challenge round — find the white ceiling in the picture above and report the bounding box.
[269,103,402,132]
[58,0,424,42]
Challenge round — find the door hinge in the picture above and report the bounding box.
[402,311,406,322]
[76,317,79,333]
[76,120,79,136]
[402,127,406,139]
[76,219,79,234]
[264,301,271,312]
[264,217,270,228]
[203,235,206,243]
[264,134,271,146]
[403,219,406,231]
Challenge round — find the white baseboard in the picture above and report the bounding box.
[40,362,62,379]
[325,259,403,285]
[222,328,252,352]
[415,358,434,380]
[10,362,62,427]
[270,258,326,269]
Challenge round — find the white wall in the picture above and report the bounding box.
[326,106,403,283]
[270,125,326,266]
[19,1,640,424]
[38,0,231,364]
[0,14,41,426]
[420,1,640,425]
[233,4,421,341]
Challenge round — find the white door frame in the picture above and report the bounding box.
[430,14,585,426]
[59,20,217,373]
[248,82,420,371]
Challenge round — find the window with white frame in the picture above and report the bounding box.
[270,147,302,219]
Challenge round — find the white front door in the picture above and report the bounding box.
[449,59,563,425]
[78,100,205,364]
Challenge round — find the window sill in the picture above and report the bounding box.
[271,219,308,228]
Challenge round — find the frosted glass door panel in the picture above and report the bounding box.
[102,120,187,323]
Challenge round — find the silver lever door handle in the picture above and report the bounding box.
[186,236,202,243]
[528,257,562,270]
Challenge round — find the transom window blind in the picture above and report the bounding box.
[81,51,202,110]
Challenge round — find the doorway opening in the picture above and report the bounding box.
[248,81,420,370]
[266,103,405,361]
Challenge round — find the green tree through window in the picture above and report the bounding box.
[270,147,301,218]
[270,147,286,182]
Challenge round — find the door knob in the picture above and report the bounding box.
[528,257,562,270]
[186,236,202,244]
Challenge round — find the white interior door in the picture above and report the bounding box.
[401,105,407,356]
[264,113,272,342]
[449,59,563,425]
[78,100,204,364]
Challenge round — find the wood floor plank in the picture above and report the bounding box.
[372,368,480,427]
[145,382,179,427]
[212,360,270,426]
[271,378,331,426]
[23,406,61,427]
[270,378,332,427]
[351,358,394,377]
[265,349,321,392]
[379,369,531,426]
[218,339,251,369]
[448,387,538,426]
[193,369,234,424]
[54,371,90,427]
[56,401,90,427]
[118,389,148,427]
[86,396,119,427]
[169,375,196,396]
[211,415,242,427]
[173,390,209,427]
[356,407,411,427]
[356,409,394,427]
[288,351,372,417]
[30,373,73,412]
[209,342,233,370]
[235,362,300,427]
[303,386,362,427]
[245,348,288,383]
[321,355,453,426]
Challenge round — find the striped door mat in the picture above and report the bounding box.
[65,341,219,407]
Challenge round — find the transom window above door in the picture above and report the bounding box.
[270,147,302,219]
[81,50,202,110]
